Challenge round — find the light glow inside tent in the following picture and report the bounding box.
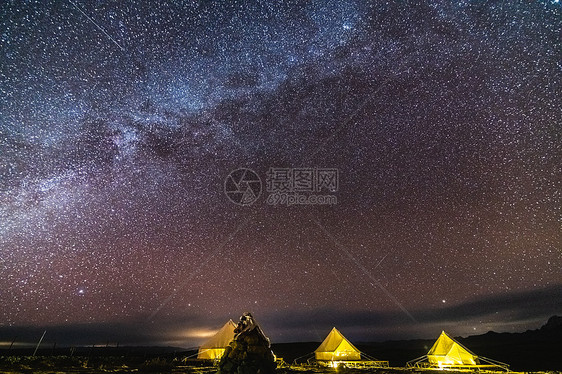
[327,361,342,368]
[197,320,237,360]
[314,327,361,361]
[427,331,479,367]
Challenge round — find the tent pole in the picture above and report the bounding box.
[33,330,47,357]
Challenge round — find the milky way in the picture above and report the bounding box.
[0,0,561,347]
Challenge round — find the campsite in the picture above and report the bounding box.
[1,315,560,374]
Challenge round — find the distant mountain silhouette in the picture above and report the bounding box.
[455,315,562,371]
[541,315,562,330]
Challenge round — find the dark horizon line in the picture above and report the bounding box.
[2,314,558,351]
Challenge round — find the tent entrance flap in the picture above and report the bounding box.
[314,327,361,361]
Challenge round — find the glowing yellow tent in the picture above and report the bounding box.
[427,331,479,367]
[408,330,509,370]
[197,320,236,360]
[315,327,361,361]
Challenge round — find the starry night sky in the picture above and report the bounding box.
[1,0,561,348]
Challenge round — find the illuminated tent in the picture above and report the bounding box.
[197,320,237,360]
[408,331,508,370]
[427,331,479,366]
[314,327,361,361]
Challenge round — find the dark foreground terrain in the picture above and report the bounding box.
[0,357,561,374]
[0,353,560,374]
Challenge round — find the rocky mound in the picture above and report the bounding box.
[218,312,276,374]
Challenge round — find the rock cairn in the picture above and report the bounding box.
[218,312,276,374]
